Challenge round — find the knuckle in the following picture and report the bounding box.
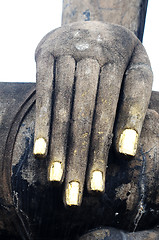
[35,21,136,67]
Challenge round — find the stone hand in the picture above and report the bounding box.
[33,21,153,206]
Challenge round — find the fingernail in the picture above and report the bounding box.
[66,181,80,206]
[49,162,63,182]
[33,138,47,157]
[90,171,104,192]
[119,129,138,156]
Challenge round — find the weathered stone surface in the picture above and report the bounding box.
[149,90,159,113]
[62,0,148,41]
[114,38,153,155]
[35,21,152,205]
[79,227,125,239]
[36,21,137,67]
[34,51,54,158]
[0,0,155,239]
[0,82,35,239]
[64,58,100,205]
[0,82,159,239]
[80,227,159,239]
[49,55,75,183]
[35,21,139,170]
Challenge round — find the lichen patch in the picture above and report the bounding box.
[115,182,138,211]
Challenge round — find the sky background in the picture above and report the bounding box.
[0,0,158,91]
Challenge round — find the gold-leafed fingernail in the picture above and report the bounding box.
[90,171,104,192]
[119,129,138,156]
[49,162,63,182]
[66,181,80,206]
[33,138,47,157]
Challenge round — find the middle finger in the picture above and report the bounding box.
[64,58,100,206]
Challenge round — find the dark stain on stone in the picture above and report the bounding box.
[83,9,90,21]
[71,8,77,17]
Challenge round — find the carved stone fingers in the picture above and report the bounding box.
[48,55,75,183]
[33,21,153,206]
[64,58,100,206]
[87,63,124,193]
[34,51,54,158]
[115,43,153,156]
